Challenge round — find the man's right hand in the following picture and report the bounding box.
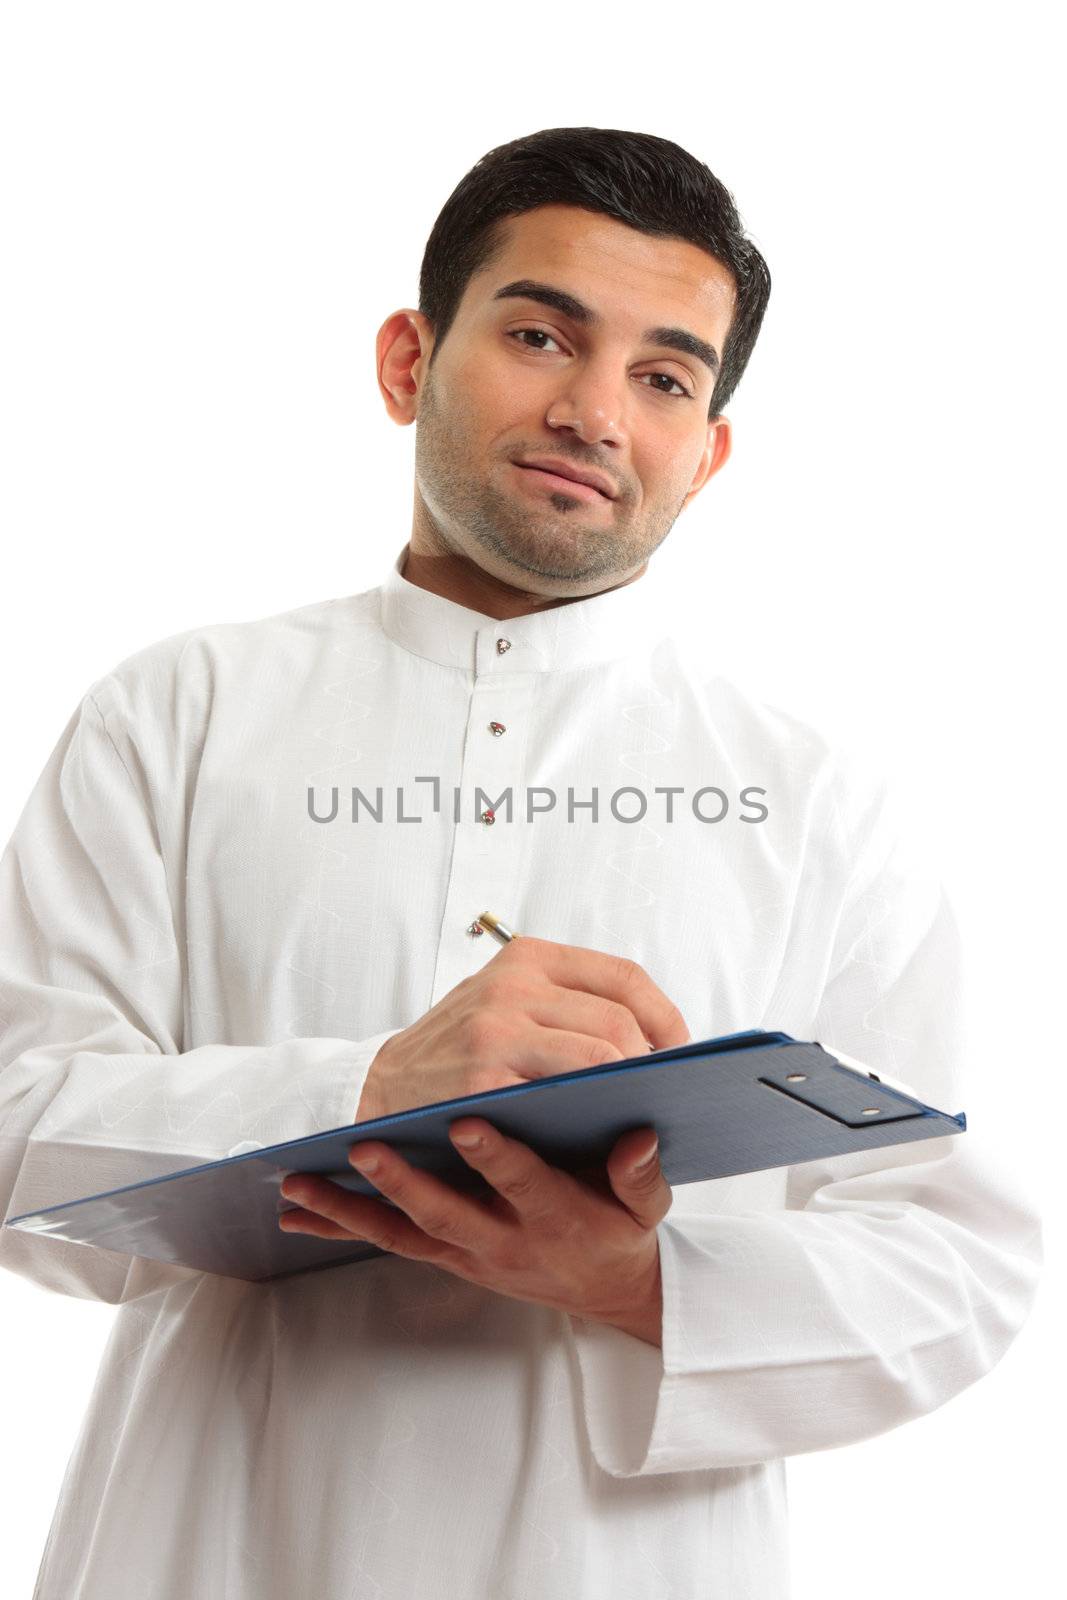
[354,936,691,1122]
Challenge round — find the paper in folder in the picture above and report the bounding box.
[4,1029,966,1284]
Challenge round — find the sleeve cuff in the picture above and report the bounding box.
[566,1216,692,1478]
[225,1027,404,1158]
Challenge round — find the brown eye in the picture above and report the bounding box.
[508,328,563,352]
[640,372,692,399]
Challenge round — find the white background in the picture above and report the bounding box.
[0,3,1061,1595]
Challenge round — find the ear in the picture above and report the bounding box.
[679,414,732,512]
[376,310,436,426]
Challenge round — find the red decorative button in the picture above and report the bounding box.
[489,721,506,736]
[481,808,496,825]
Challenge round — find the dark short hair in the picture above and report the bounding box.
[418,126,771,418]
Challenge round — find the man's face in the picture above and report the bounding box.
[408,204,737,593]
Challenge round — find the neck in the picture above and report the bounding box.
[402,507,647,622]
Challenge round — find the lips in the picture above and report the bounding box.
[513,457,616,499]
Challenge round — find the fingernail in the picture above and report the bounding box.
[633,1139,659,1169]
[451,1130,482,1149]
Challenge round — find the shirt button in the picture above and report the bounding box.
[489,721,506,736]
[496,638,511,655]
[481,808,496,825]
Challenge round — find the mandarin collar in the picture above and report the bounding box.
[377,544,672,674]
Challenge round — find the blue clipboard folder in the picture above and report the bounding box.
[3,1029,966,1285]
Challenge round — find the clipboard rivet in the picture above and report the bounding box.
[861,1107,882,1116]
[786,1073,807,1082]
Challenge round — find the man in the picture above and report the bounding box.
[0,127,1042,1598]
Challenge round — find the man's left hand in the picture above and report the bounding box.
[278,1120,671,1347]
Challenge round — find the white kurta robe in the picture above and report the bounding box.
[0,544,1042,1598]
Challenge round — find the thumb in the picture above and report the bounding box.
[606,1130,672,1230]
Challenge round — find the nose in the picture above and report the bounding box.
[545,362,627,450]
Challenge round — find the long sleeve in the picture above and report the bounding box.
[567,757,1044,1477]
[0,687,402,1305]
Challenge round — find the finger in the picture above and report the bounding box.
[526,985,654,1061]
[503,936,691,1050]
[500,1023,627,1080]
[278,1177,442,1259]
[605,1129,673,1230]
[448,1118,579,1228]
[345,1142,503,1254]
[279,1203,368,1241]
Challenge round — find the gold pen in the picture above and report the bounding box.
[475,911,654,1050]
[475,910,517,945]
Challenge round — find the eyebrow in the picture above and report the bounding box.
[490,278,721,380]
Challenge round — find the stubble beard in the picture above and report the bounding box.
[413,368,685,584]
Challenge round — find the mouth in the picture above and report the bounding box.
[511,458,616,502]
